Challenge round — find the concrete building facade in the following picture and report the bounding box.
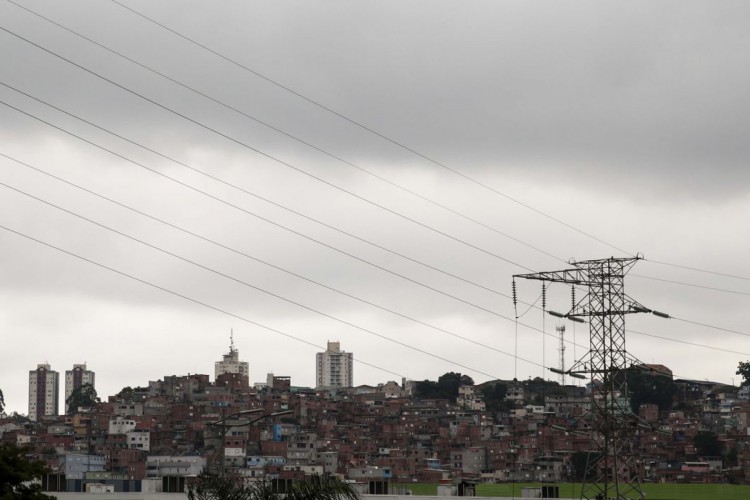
[65,363,95,413]
[214,333,249,381]
[29,363,59,421]
[316,341,353,390]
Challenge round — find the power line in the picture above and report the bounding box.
[0,180,506,381]
[63,0,750,288]
[672,316,750,339]
[0,97,525,324]
[628,329,750,358]
[0,222,406,381]
[6,8,738,293]
[631,273,750,297]
[0,24,534,273]
[8,179,738,385]
[5,0,565,267]
[0,81,511,300]
[108,0,633,258]
[7,63,745,368]
[113,0,750,285]
[645,258,750,283]
[2,97,595,360]
[1,151,548,372]
[1,4,746,378]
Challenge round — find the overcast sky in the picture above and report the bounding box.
[2,0,750,415]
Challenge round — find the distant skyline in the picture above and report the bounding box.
[2,0,750,415]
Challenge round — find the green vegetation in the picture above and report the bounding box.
[627,366,677,413]
[405,482,750,499]
[736,360,750,386]
[66,382,98,413]
[0,443,56,500]
[187,472,360,500]
[414,372,474,402]
[693,431,721,457]
[480,382,511,412]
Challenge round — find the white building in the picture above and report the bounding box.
[28,363,59,421]
[65,363,95,413]
[109,417,137,435]
[146,456,206,477]
[127,429,150,451]
[316,341,353,390]
[214,332,249,380]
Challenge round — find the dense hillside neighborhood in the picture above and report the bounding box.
[3,345,750,493]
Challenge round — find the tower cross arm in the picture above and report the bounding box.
[513,268,588,285]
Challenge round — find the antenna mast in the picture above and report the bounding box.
[557,325,566,386]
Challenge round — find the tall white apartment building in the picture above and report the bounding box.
[28,363,59,421]
[65,363,95,413]
[316,341,353,389]
[214,332,249,380]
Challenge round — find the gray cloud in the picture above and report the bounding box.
[1,0,749,414]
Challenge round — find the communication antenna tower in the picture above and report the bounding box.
[514,256,669,500]
[557,325,566,386]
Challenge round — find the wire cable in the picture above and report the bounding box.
[631,273,750,297]
[1,151,547,371]
[0,223,406,381]
[671,316,750,339]
[0,180,505,380]
[628,329,750,358]
[646,259,750,283]
[108,0,750,285]
[0,24,535,273]
[0,80,511,300]
[0,99,591,358]
[0,98,527,323]
[4,0,566,267]
[108,0,633,258]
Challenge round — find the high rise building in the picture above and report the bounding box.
[316,341,353,389]
[28,363,59,421]
[65,363,96,413]
[214,331,249,381]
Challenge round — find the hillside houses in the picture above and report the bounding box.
[3,370,750,492]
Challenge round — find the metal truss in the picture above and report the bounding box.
[515,256,650,499]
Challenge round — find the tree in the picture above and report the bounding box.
[693,431,721,458]
[414,372,474,402]
[0,443,56,500]
[569,451,600,481]
[187,472,360,500]
[66,383,98,413]
[480,382,511,412]
[736,361,750,386]
[0,388,5,414]
[626,368,676,414]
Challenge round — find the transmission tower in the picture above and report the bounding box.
[514,256,668,500]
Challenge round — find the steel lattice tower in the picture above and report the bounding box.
[515,256,659,500]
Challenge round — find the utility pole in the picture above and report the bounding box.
[514,256,669,500]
